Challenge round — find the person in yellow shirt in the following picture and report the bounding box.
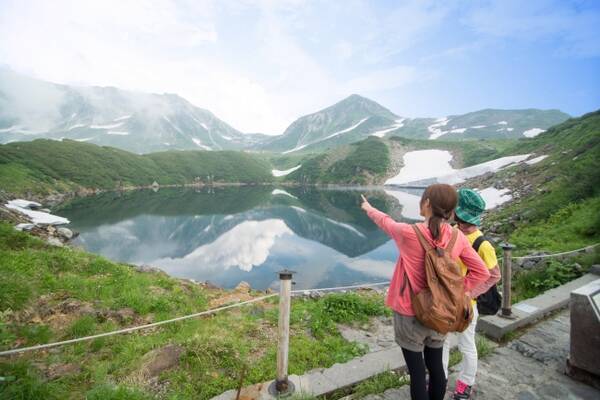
[442,188,501,399]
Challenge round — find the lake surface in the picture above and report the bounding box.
[56,186,424,290]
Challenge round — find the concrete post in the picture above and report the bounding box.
[501,243,515,317]
[269,269,295,397]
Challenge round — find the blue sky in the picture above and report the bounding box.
[0,0,598,133]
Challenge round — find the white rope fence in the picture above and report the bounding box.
[0,282,391,357]
[511,243,599,260]
[0,293,277,357]
[1,243,596,357]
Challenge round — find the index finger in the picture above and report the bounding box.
[361,194,368,202]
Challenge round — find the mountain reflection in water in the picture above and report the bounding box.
[56,186,423,290]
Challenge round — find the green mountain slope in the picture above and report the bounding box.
[474,110,600,251]
[281,137,390,185]
[261,95,402,153]
[259,98,569,154]
[0,139,273,195]
[394,109,570,141]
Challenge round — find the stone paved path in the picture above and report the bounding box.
[362,311,600,400]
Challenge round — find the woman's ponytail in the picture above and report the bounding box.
[421,184,458,240]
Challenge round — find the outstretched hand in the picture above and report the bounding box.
[360,194,372,212]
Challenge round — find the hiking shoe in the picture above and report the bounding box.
[452,379,473,399]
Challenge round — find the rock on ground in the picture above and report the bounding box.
[57,227,74,240]
[141,344,184,378]
[338,316,396,353]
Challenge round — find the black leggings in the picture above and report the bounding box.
[401,346,447,400]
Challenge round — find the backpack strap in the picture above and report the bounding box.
[472,235,487,252]
[412,224,433,251]
[446,227,459,253]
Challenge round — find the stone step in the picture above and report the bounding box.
[478,273,599,339]
[211,336,458,400]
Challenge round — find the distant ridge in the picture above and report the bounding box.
[0,69,571,154]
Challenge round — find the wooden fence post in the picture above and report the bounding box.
[501,243,515,317]
[269,269,295,397]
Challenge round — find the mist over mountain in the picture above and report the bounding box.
[0,70,571,154]
[0,69,260,153]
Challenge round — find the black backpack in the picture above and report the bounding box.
[472,236,501,316]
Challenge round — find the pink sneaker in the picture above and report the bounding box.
[452,379,473,399]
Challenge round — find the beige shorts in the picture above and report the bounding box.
[393,312,447,352]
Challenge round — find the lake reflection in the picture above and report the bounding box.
[56,186,423,290]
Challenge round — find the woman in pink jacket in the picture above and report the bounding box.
[361,184,489,400]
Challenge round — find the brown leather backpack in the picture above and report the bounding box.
[402,225,473,334]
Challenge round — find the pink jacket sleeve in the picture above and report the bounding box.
[458,237,491,293]
[365,206,407,241]
[470,266,501,298]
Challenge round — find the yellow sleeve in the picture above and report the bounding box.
[478,240,498,270]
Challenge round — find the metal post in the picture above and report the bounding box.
[269,269,295,397]
[500,243,515,317]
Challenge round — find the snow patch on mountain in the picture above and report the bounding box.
[6,199,70,225]
[523,128,545,138]
[192,138,212,150]
[0,125,18,132]
[427,117,450,140]
[525,155,548,165]
[385,149,454,184]
[471,125,486,129]
[322,117,370,141]
[370,118,405,138]
[497,121,508,125]
[478,187,512,209]
[163,116,184,135]
[386,150,532,186]
[284,117,370,154]
[437,154,531,185]
[67,123,86,131]
[90,122,124,129]
[114,115,131,121]
[106,131,129,135]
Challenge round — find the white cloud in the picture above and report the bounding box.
[0,0,431,134]
[1,0,593,133]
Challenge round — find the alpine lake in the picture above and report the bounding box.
[55,186,424,291]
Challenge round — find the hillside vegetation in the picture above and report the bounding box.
[283,137,390,185]
[0,139,273,195]
[0,222,392,399]
[482,110,600,252]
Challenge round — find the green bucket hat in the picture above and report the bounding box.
[455,188,486,226]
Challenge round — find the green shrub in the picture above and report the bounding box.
[68,315,97,338]
[85,384,151,400]
[513,259,586,301]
